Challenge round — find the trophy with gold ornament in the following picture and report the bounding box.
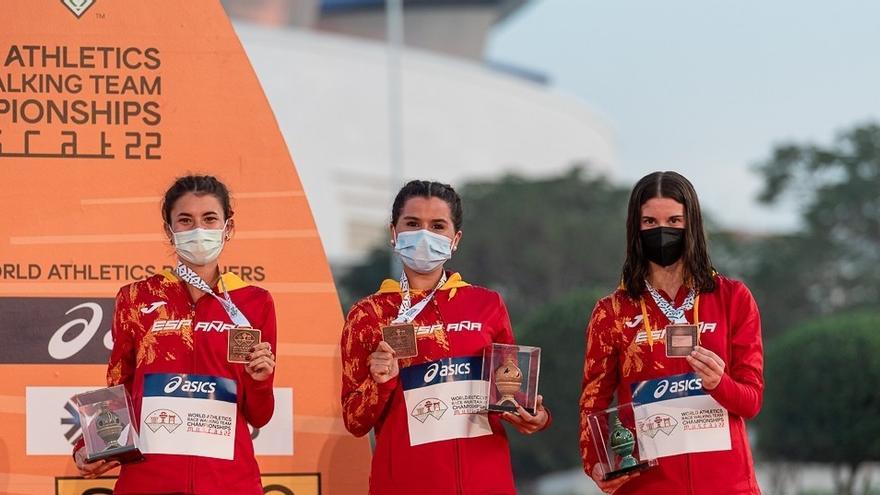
[72,385,144,464]
[483,343,540,415]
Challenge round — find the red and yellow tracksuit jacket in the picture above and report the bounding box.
[75,270,276,494]
[580,275,763,495]
[341,272,537,495]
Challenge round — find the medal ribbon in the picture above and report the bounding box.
[645,280,696,324]
[175,262,251,327]
[640,280,700,350]
[394,271,448,324]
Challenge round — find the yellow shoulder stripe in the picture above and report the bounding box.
[376,272,470,294]
[159,268,250,291]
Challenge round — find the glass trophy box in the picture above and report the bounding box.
[72,384,144,464]
[586,402,658,481]
[483,343,541,415]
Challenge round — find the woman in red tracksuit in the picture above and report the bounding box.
[73,175,277,494]
[580,171,763,495]
[341,180,550,495]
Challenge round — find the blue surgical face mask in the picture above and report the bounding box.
[170,221,228,266]
[393,229,454,274]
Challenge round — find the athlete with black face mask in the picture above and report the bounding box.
[579,171,764,495]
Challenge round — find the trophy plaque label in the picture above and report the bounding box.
[630,372,732,458]
[382,324,418,359]
[665,324,699,358]
[228,327,262,363]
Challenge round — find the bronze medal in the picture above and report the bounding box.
[228,327,261,363]
[381,324,418,359]
[665,324,699,358]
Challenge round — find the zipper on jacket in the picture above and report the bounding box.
[434,295,463,494]
[189,291,199,494]
[686,453,694,495]
[189,453,195,494]
[455,438,463,495]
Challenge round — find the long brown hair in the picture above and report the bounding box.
[621,171,715,299]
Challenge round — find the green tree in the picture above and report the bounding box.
[335,245,391,312]
[754,123,880,329]
[453,167,628,322]
[712,231,818,339]
[757,311,880,495]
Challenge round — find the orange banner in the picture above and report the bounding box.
[0,1,369,493]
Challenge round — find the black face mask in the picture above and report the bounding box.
[640,227,685,267]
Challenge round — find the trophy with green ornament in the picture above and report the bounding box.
[586,403,657,481]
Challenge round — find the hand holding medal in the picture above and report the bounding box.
[686,346,725,390]
[245,341,276,381]
[368,341,399,384]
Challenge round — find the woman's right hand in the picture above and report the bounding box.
[590,463,639,494]
[368,341,399,384]
[74,446,120,479]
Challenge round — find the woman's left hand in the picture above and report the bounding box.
[501,394,549,434]
[686,346,725,390]
[246,341,276,381]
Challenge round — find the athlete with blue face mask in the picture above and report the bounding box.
[74,175,277,494]
[341,180,551,495]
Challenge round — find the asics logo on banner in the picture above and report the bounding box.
[48,302,111,360]
[164,376,217,394]
[447,321,483,332]
[140,301,167,314]
[423,362,471,383]
[654,377,703,399]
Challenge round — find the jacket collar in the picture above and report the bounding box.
[161,268,250,291]
[376,271,470,294]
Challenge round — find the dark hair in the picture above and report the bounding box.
[621,171,715,299]
[391,180,463,231]
[162,175,234,224]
